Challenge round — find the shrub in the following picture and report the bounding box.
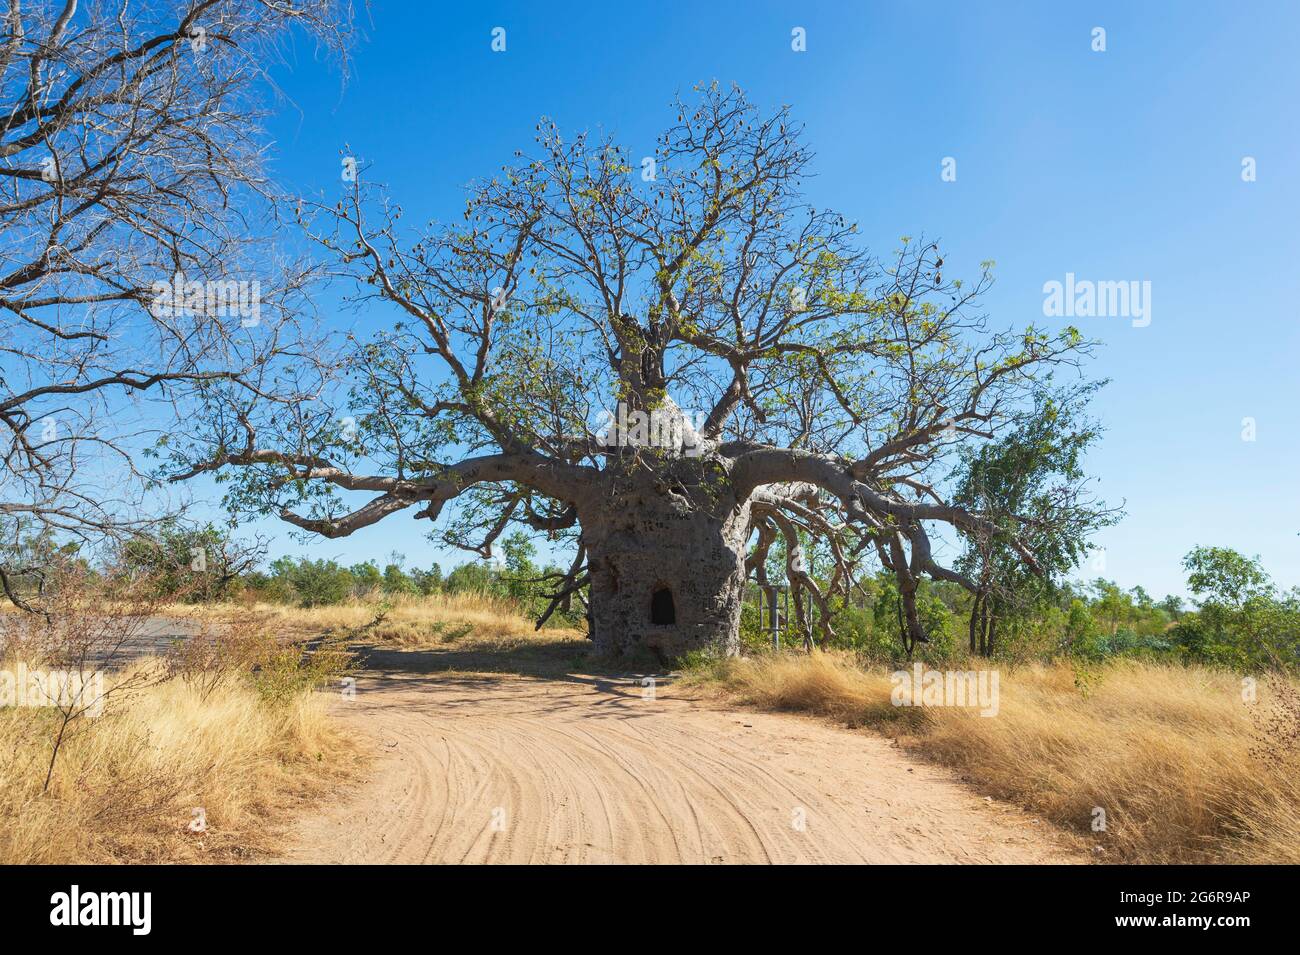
[268,557,355,607]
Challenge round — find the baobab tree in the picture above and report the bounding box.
[176,83,1106,659]
[0,0,351,605]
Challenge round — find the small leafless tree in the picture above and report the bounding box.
[0,0,353,605]
[0,559,172,790]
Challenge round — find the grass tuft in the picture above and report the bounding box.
[0,658,354,864]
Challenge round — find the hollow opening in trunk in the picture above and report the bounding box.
[650,585,676,626]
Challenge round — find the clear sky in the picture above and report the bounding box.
[210,0,1300,599]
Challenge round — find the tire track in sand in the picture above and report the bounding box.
[274,668,1080,865]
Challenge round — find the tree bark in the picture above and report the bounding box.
[580,470,750,660]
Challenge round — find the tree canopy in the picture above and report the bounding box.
[173,83,1111,655]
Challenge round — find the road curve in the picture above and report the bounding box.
[274,667,1079,865]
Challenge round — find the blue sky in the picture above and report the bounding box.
[215,1,1300,599]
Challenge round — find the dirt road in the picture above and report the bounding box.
[275,656,1078,864]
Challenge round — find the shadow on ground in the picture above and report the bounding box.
[351,633,677,691]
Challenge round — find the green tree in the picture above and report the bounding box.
[350,561,382,596]
[871,574,955,661]
[1173,547,1297,669]
[1089,579,1132,636]
[411,564,444,595]
[121,521,261,603]
[501,531,539,601]
[952,385,1119,655]
[445,562,499,595]
[270,557,355,607]
[382,563,418,595]
[1183,547,1271,607]
[1063,597,1102,659]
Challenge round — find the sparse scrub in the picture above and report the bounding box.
[0,572,356,864]
[165,611,279,701]
[3,564,175,790]
[0,657,353,864]
[251,630,356,708]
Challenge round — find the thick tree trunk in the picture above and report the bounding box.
[581,483,749,661]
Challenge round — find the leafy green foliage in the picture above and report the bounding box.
[266,557,356,607]
[1170,547,1300,669]
[738,548,1296,673]
[119,521,259,603]
[951,383,1120,653]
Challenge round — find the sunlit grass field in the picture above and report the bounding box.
[682,651,1300,864]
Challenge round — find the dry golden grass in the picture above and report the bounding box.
[2,590,577,865]
[170,591,583,649]
[684,651,1300,864]
[29,586,1292,865]
[0,658,355,864]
